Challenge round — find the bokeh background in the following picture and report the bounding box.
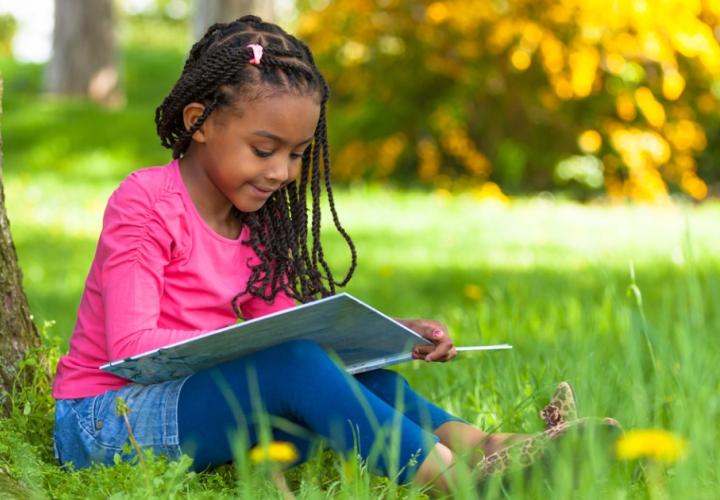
[3,0,720,200]
[0,2,719,497]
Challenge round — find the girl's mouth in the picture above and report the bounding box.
[250,184,275,197]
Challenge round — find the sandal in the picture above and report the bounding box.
[540,381,578,429]
[476,417,622,481]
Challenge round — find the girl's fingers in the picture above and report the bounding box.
[409,321,455,362]
[425,340,453,362]
[412,345,432,360]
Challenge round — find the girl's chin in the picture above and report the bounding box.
[232,199,270,214]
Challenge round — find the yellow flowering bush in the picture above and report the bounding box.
[298,0,720,200]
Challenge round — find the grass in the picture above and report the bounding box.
[1,17,719,499]
[3,186,719,498]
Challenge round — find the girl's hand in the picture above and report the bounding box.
[395,319,457,363]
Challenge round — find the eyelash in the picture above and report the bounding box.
[253,148,304,160]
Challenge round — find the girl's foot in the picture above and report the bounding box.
[476,416,621,481]
[544,416,622,440]
[475,431,548,479]
[539,381,578,429]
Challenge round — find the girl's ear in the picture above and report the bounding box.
[182,102,209,143]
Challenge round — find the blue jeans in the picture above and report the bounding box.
[55,340,462,483]
[54,378,186,469]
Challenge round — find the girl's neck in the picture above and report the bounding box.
[178,153,242,239]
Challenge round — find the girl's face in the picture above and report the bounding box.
[184,91,321,213]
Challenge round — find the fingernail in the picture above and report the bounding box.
[433,330,442,338]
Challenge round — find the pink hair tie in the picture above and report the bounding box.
[247,44,263,65]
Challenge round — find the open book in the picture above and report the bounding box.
[101,293,511,384]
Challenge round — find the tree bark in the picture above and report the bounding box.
[193,0,275,40]
[0,80,41,416]
[45,0,122,106]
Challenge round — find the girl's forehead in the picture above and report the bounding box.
[219,92,321,139]
[234,85,320,107]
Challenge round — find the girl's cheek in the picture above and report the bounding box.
[289,163,302,182]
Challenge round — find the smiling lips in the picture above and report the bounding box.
[250,184,276,197]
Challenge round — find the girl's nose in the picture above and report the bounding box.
[265,158,290,184]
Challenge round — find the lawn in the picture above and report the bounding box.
[1,18,719,499]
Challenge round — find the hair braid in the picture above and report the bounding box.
[157,15,356,317]
[317,101,357,286]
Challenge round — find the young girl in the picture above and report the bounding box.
[52,15,603,492]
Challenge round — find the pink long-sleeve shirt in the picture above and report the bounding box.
[52,159,295,399]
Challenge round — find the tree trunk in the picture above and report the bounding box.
[0,80,41,416]
[193,0,275,40]
[45,0,122,106]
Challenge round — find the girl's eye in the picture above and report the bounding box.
[253,147,273,158]
[291,148,311,160]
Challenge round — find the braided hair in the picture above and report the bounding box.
[155,15,357,316]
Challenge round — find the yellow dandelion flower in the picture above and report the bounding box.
[615,429,687,463]
[249,441,299,464]
[463,284,483,301]
[378,264,394,277]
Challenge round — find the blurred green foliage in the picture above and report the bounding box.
[1,16,189,339]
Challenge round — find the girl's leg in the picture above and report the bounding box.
[433,422,529,458]
[177,340,448,483]
[355,370,529,461]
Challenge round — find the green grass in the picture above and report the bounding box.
[1,17,719,499]
[3,185,719,498]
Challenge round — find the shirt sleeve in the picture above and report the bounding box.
[99,177,206,361]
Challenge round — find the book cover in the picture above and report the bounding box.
[101,293,434,384]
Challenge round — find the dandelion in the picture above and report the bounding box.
[250,441,299,500]
[615,429,687,463]
[379,264,394,278]
[249,441,299,465]
[463,284,483,301]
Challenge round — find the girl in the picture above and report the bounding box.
[52,15,602,493]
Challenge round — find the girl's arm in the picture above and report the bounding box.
[99,178,207,361]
